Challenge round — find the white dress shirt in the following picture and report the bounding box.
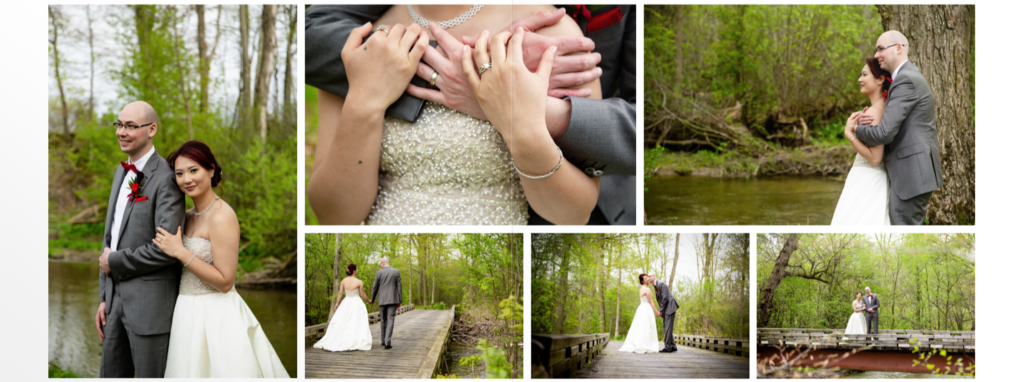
[891,60,909,80]
[111,146,156,252]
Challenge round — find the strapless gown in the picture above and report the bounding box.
[832,153,891,225]
[619,296,660,353]
[164,236,289,378]
[365,102,529,225]
[312,289,373,351]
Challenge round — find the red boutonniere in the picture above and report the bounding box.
[126,174,148,203]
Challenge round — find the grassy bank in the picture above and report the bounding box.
[49,363,87,378]
[646,143,856,179]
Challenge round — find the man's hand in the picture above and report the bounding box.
[462,8,601,97]
[407,23,488,120]
[99,247,112,276]
[656,311,663,318]
[857,106,874,126]
[95,302,107,341]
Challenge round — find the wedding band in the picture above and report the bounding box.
[375,25,389,36]
[430,71,438,86]
[478,62,492,74]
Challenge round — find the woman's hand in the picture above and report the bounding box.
[462,26,556,140]
[845,111,861,142]
[153,226,187,261]
[343,22,430,113]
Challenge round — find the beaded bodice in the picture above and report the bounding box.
[344,289,359,298]
[851,153,886,172]
[179,236,234,296]
[365,102,528,225]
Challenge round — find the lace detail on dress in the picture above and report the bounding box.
[365,102,529,225]
[179,236,234,296]
[851,153,886,171]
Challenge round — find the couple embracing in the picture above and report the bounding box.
[832,30,944,226]
[95,101,287,378]
[619,274,679,354]
[844,287,881,340]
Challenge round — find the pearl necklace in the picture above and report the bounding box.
[194,197,220,216]
[407,4,483,30]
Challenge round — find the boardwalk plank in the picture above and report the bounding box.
[573,341,748,379]
[305,309,453,379]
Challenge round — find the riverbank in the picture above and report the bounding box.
[647,144,857,179]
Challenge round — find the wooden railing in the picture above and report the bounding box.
[674,334,749,357]
[304,304,415,341]
[419,305,456,378]
[532,333,609,378]
[757,328,975,353]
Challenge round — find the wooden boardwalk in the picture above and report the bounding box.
[305,307,454,379]
[757,328,975,353]
[574,341,749,379]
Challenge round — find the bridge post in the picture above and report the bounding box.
[531,333,609,378]
[673,334,749,357]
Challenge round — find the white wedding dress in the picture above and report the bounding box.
[831,153,891,225]
[165,237,289,378]
[843,302,868,337]
[365,102,529,225]
[619,295,660,353]
[312,289,373,352]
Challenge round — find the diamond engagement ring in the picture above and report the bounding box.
[375,24,389,36]
[430,71,438,86]
[479,62,492,74]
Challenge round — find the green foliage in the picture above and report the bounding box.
[911,342,975,377]
[643,145,667,192]
[475,339,512,379]
[49,363,86,378]
[757,234,975,330]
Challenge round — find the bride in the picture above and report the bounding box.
[843,291,868,338]
[153,141,289,378]
[831,58,892,225]
[313,264,373,351]
[619,274,660,353]
[307,4,602,225]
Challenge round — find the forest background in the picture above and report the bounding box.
[757,233,975,331]
[644,5,974,224]
[48,5,299,274]
[532,233,749,341]
[305,233,524,377]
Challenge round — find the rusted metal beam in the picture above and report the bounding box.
[757,347,976,374]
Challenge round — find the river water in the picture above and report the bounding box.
[439,342,486,378]
[645,175,845,225]
[48,261,297,377]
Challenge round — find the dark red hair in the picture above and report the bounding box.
[865,58,893,100]
[167,140,223,187]
[346,263,357,276]
[638,273,648,285]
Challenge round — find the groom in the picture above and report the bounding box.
[863,287,881,341]
[854,30,943,225]
[370,257,403,350]
[95,101,186,377]
[648,274,679,353]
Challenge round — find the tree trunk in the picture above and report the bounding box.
[282,5,297,120]
[553,238,571,334]
[48,6,69,135]
[757,234,799,327]
[196,5,222,114]
[171,13,194,140]
[674,6,685,90]
[669,233,680,290]
[253,5,278,139]
[329,234,342,321]
[238,5,252,129]
[86,5,96,123]
[598,235,607,333]
[877,5,975,224]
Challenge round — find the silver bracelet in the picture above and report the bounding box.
[513,148,563,180]
[183,252,197,267]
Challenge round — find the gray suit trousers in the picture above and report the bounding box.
[100,290,170,378]
[890,189,931,225]
[380,304,398,347]
[865,312,879,337]
[662,312,677,350]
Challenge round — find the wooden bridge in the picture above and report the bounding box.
[757,328,976,374]
[305,305,456,379]
[532,333,748,378]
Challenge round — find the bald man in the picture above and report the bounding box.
[853,31,943,225]
[95,101,186,377]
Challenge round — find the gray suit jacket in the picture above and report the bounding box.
[862,293,880,315]
[98,150,186,335]
[653,280,678,316]
[855,61,943,201]
[370,266,403,306]
[304,5,637,225]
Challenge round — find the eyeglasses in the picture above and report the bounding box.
[875,43,902,53]
[112,122,154,131]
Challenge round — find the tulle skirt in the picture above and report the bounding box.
[165,289,290,378]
